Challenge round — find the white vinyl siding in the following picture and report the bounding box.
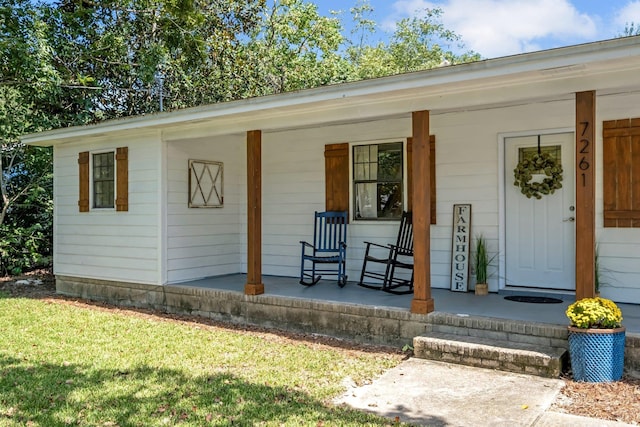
[166,135,244,283]
[53,132,161,284]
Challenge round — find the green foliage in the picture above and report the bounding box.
[0,221,52,275]
[0,142,52,275]
[39,0,268,115]
[346,0,377,65]
[345,5,480,79]
[242,0,350,96]
[0,86,53,275]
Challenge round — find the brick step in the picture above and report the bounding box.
[426,313,569,349]
[413,332,568,378]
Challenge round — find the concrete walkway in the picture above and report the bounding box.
[335,358,634,427]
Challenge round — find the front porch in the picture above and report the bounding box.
[176,275,640,333]
[180,275,573,326]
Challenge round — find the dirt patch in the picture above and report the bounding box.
[0,269,57,298]
[2,270,639,425]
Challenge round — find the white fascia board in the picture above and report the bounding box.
[21,36,640,146]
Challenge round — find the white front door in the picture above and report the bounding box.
[505,133,575,290]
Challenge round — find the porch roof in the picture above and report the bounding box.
[23,36,640,146]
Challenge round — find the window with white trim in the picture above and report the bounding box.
[353,142,404,220]
[92,151,115,209]
[79,147,127,212]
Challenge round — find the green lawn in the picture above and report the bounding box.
[0,293,406,426]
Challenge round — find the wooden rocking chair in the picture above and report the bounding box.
[357,211,414,294]
[299,211,348,287]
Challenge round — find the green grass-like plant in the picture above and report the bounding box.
[0,295,406,426]
[473,234,495,284]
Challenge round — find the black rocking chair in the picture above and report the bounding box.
[357,211,414,294]
[299,211,348,287]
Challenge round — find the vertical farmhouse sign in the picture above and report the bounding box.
[450,204,472,292]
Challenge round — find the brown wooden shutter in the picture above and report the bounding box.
[603,118,640,227]
[324,143,349,214]
[115,147,129,212]
[78,151,90,212]
[407,136,436,224]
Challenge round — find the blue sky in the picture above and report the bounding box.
[315,0,640,58]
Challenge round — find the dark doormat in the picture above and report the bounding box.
[504,295,564,304]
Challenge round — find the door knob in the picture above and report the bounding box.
[563,217,575,222]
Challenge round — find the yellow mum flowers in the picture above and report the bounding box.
[566,297,623,329]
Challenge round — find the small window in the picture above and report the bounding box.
[92,152,115,209]
[353,142,403,220]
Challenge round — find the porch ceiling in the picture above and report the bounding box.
[22,36,640,146]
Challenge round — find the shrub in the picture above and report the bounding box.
[0,217,52,276]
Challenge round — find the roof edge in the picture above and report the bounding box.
[22,35,640,146]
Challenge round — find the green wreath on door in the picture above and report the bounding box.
[513,152,563,199]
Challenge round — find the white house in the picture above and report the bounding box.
[23,36,640,312]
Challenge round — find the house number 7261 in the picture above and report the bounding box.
[579,121,591,187]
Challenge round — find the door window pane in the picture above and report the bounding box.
[518,145,561,172]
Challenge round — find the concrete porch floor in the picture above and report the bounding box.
[175,274,640,334]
